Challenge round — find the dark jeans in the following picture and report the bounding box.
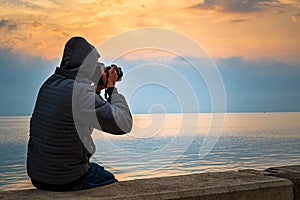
[31,162,117,191]
[71,162,117,190]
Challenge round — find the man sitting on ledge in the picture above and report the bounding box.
[27,36,132,191]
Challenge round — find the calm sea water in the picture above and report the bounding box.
[0,112,299,191]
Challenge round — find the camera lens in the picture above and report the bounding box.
[116,67,123,81]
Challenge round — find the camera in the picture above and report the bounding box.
[92,62,123,86]
[103,64,123,82]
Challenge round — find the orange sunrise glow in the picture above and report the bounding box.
[0,0,299,61]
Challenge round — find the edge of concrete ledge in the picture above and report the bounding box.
[1,167,298,200]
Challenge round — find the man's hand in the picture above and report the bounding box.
[106,65,118,88]
[95,65,118,94]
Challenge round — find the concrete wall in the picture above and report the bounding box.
[1,166,299,200]
[264,165,300,200]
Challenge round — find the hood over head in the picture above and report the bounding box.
[60,36,100,81]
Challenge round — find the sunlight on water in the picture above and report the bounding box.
[0,112,299,191]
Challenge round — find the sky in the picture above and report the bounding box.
[0,0,300,115]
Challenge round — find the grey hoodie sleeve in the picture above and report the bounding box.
[74,84,132,135]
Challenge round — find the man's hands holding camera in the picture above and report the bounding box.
[105,65,118,88]
[96,65,118,93]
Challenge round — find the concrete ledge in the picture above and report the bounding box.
[0,170,293,200]
[265,165,300,200]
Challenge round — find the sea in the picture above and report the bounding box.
[0,112,299,191]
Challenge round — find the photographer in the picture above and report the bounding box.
[27,36,132,191]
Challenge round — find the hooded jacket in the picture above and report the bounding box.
[27,37,132,185]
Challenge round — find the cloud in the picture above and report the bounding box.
[276,9,286,14]
[0,19,17,31]
[3,0,41,10]
[0,49,59,116]
[51,28,70,37]
[33,41,47,49]
[291,13,300,23]
[114,55,300,113]
[216,56,300,112]
[190,0,285,13]
[0,50,299,115]
[230,19,248,23]
[0,39,15,49]
[29,21,44,29]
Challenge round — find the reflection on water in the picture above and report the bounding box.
[93,135,300,181]
[0,113,300,191]
[0,142,33,191]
